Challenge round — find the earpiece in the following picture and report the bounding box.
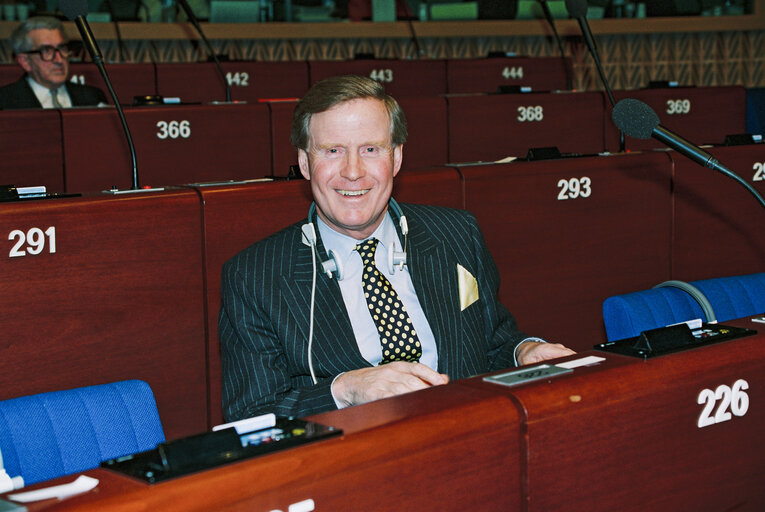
[304,199,408,281]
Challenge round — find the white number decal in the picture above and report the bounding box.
[225,72,250,87]
[697,379,749,428]
[369,69,393,83]
[753,162,764,182]
[557,177,592,200]
[666,99,691,115]
[517,106,544,122]
[156,120,192,140]
[8,226,56,258]
[501,66,524,80]
[69,74,85,85]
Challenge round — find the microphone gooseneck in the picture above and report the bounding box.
[537,0,572,90]
[612,98,765,211]
[176,0,232,103]
[62,0,139,189]
[565,0,624,151]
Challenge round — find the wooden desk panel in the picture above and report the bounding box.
[447,91,606,163]
[461,319,765,511]
[446,56,571,94]
[308,59,448,98]
[459,152,674,350]
[68,63,157,104]
[61,103,272,192]
[670,143,765,280]
[0,109,65,193]
[9,384,521,511]
[608,86,747,152]
[155,62,310,104]
[0,191,207,440]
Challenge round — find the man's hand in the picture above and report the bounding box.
[332,362,449,408]
[517,341,576,366]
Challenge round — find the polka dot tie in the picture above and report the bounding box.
[355,238,422,364]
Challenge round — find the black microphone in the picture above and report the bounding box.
[61,0,139,190]
[565,0,623,151]
[612,98,765,211]
[176,0,232,103]
[536,0,572,90]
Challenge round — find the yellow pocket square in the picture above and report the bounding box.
[457,264,479,311]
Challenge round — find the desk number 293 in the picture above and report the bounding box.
[697,379,749,428]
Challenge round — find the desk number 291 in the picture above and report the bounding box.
[697,379,749,428]
[8,226,56,258]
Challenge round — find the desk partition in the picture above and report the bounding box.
[447,90,606,164]
[308,59,448,98]
[608,86,747,152]
[458,152,674,350]
[61,103,272,192]
[155,62,310,104]
[669,143,765,280]
[0,190,207,440]
[461,316,765,511]
[0,109,64,193]
[446,56,571,94]
[68,63,157,105]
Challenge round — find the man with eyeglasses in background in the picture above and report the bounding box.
[0,16,106,110]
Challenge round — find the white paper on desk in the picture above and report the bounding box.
[555,355,606,369]
[8,476,98,503]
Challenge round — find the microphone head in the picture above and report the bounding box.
[564,0,588,18]
[612,98,660,140]
[60,0,88,20]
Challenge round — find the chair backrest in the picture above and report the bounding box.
[690,273,765,323]
[602,287,706,341]
[603,272,765,341]
[0,380,165,485]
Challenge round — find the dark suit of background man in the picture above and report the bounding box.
[0,16,106,110]
[219,75,575,421]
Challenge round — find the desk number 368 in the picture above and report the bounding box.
[697,379,749,428]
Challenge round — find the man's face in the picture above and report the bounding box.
[16,28,69,90]
[298,97,403,240]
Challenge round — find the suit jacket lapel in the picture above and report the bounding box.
[280,227,369,376]
[403,213,463,377]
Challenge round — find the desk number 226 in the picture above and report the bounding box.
[697,379,749,428]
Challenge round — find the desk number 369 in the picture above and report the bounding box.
[697,379,749,428]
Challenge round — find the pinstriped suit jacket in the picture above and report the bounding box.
[219,203,529,421]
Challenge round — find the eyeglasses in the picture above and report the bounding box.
[23,44,73,62]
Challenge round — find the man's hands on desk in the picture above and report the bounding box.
[516,341,576,365]
[332,362,449,408]
[331,341,575,408]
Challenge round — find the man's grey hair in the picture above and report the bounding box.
[10,16,66,55]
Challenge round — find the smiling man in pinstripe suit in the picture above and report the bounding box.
[219,75,574,421]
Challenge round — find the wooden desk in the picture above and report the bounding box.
[461,316,765,511]
[458,151,674,351]
[0,190,207,440]
[5,385,521,511]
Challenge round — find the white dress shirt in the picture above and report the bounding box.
[27,77,72,108]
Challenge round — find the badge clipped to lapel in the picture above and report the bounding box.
[457,264,479,311]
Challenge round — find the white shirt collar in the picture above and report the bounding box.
[26,76,71,108]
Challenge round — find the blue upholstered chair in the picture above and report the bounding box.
[603,273,765,342]
[0,380,164,485]
[690,273,765,323]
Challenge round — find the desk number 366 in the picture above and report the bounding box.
[697,379,749,428]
